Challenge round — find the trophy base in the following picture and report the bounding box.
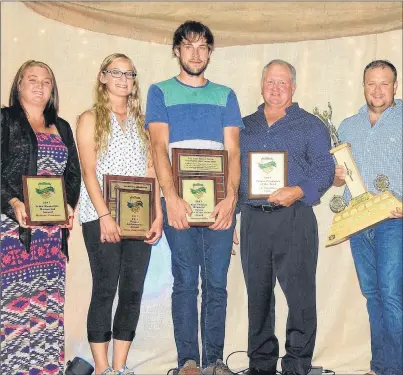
[326,191,402,247]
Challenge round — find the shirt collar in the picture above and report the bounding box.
[258,102,300,115]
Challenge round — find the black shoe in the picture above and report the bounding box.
[282,372,300,375]
[245,368,277,375]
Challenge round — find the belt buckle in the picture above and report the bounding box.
[261,205,274,212]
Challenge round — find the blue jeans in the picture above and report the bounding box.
[350,219,402,375]
[162,199,235,368]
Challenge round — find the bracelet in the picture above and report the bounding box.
[98,212,111,219]
[9,198,19,207]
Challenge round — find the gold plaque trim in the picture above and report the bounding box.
[179,154,224,173]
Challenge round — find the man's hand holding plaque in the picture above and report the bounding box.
[165,192,193,230]
[208,191,237,230]
[267,186,304,207]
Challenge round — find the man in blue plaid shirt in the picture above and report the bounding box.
[334,60,402,375]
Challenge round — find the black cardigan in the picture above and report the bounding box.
[1,102,81,260]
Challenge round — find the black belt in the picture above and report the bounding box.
[248,204,285,212]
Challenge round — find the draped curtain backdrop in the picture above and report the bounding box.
[1,2,402,374]
[24,1,403,46]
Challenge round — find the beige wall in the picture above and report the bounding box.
[1,2,402,373]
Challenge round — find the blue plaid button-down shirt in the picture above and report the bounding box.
[338,99,402,203]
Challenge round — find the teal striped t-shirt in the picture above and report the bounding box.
[145,77,244,149]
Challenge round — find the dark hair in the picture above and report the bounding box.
[363,60,397,83]
[9,60,59,127]
[172,21,214,53]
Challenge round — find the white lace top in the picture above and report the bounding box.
[78,112,147,224]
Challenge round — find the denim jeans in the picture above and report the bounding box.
[350,219,402,375]
[162,199,235,368]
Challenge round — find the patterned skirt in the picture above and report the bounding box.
[1,132,68,375]
[0,219,66,375]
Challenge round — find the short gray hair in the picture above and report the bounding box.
[261,59,296,85]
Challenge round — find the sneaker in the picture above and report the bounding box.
[100,368,120,375]
[118,365,135,375]
[202,359,233,375]
[179,360,201,375]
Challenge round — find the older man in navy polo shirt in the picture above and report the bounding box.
[237,60,334,375]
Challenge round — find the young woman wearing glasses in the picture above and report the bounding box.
[76,53,163,375]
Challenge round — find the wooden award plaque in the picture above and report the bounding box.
[248,151,288,199]
[115,188,153,240]
[23,175,69,226]
[171,148,228,226]
[103,175,155,221]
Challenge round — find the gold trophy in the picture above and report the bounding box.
[313,103,402,247]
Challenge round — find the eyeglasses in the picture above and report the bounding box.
[103,69,137,79]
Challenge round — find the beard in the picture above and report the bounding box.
[366,96,389,112]
[179,57,209,76]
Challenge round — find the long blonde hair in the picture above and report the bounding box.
[93,53,148,154]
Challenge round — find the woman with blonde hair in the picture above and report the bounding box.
[1,60,81,374]
[77,53,162,375]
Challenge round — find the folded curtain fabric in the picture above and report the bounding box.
[24,2,402,47]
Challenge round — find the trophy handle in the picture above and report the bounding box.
[330,143,367,197]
